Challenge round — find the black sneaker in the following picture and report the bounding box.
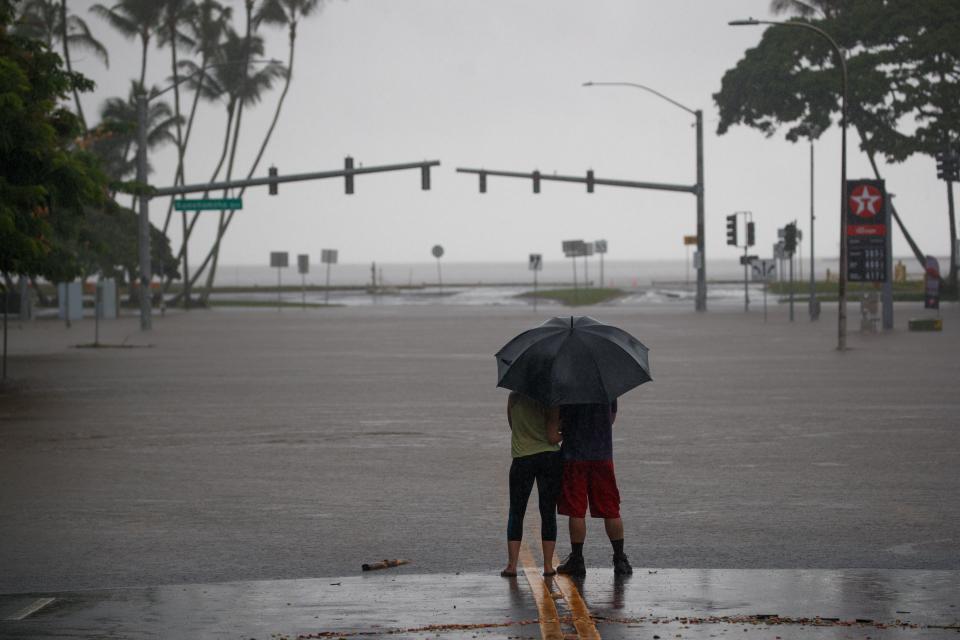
[556,553,586,577]
[612,553,633,575]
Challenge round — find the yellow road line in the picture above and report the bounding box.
[519,544,564,640]
[554,571,601,640]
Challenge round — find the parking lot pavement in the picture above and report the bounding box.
[2,557,958,639]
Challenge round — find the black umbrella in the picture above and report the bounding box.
[495,316,651,406]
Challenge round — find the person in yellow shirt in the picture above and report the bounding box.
[501,391,563,577]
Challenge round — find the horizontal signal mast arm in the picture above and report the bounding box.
[455,167,697,195]
[152,160,441,198]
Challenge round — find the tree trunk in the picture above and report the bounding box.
[60,0,87,131]
[30,277,50,306]
[167,99,237,305]
[139,33,149,89]
[196,22,300,303]
[856,125,928,272]
[161,22,186,237]
[197,3,255,302]
[161,58,209,295]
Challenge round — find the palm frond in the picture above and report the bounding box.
[89,3,139,39]
[66,15,110,67]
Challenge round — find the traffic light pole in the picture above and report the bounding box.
[743,245,750,312]
[146,159,439,312]
[789,226,795,322]
[152,160,441,197]
[457,167,704,310]
[948,178,957,293]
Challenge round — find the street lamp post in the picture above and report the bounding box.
[136,91,151,330]
[583,82,706,312]
[729,18,848,349]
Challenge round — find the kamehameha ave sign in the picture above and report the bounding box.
[846,179,888,282]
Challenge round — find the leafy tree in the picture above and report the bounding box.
[0,0,105,283]
[77,200,179,300]
[714,0,960,286]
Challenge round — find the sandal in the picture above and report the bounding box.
[542,569,557,577]
[500,569,517,578]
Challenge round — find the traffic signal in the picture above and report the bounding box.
[421,165,431,190]
[726,214,738,246]
[784,222,797,254]
[344,156,354,194]
[746,221,755,247]
[586,169,594,193]
[268,165,278,195]
[532,170,541,194]
[936,149,959,181]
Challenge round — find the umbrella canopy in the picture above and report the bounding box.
[495,316,651,406]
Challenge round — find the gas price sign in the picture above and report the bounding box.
[846,179,888,282]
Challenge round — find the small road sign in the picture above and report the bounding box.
[321,249,338,265]
[174,198,242,211]
[594,239,608,254]
[562,240,587,257]
[683,235,698,246]
[432,245,444,259]
[529,254,543,271]
[270,252,289,268]
[297,254,309,274]
[752,259,776,281]
[739,254,758,266]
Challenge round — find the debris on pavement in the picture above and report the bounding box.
[360,559,410,572]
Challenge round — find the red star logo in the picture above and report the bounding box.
[849,185,883,218]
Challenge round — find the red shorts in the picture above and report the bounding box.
[557,460,621,519]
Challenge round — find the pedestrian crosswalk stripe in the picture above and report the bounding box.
[4,597,56,621]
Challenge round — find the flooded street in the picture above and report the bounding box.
[2,304,958,594]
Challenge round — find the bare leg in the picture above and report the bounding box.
[568,516,587,544]
[604,517,624,541]
[503,540,521,575]
[541,539,556,574]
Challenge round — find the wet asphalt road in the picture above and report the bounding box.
[1,303,958,593]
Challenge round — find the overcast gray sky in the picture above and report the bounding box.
[71,0,952,267]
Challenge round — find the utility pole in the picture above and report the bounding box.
[136,91,151,330]
[695,108,706,312]
[809,138,818,320]
[728,212,753,311]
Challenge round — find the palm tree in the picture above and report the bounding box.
[90,0,163,90]
[194,0,325,301]
[156,0,197,232]
[174,18,285,301]
[14,0,109,130]
[245,0,324,192]
[159,0,231,236]
[160,0,232,304]
[90,82,182,183]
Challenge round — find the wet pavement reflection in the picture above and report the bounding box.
[1,568,958,639]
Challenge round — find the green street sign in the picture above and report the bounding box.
[174,198,243,211]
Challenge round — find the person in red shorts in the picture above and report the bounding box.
[555,399,632,576]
